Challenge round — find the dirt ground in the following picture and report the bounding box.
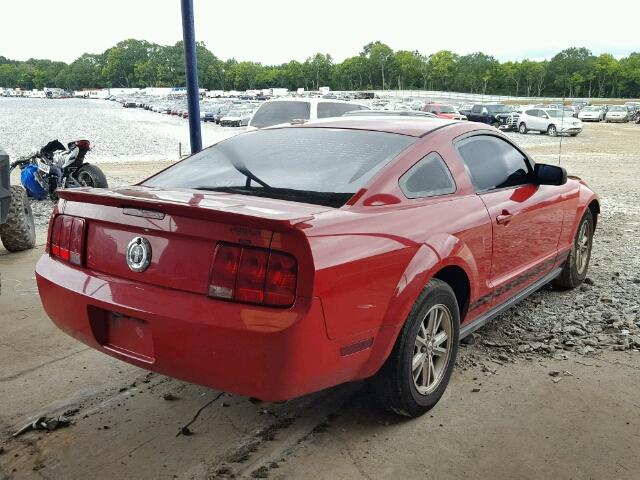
[1,122,640,479]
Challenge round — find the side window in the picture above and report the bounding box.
[525,109,536,117]
[399,152,456,199]
[317,102,365,118]
[455,135,532,192]
[471,105,482,113]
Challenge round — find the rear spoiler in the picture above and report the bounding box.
[57,187,315,232]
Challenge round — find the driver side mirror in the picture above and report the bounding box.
[534,163,567,186]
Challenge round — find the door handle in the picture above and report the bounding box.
[496,210,513,225]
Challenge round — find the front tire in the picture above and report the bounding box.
[371,279,460,417]
[554,209,594,289]
[547,124,558,136]
[519,123,528,134]
[76,164,108,188]
[0,186,36,252]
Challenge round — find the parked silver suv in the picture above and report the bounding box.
[517,108,583,137]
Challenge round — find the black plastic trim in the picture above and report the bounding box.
[459,267,562,339]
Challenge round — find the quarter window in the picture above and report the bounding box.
[456,135,532,191]
[399,152,456,199]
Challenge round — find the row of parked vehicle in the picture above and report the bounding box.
[577,103,640,122]
[112,94,640,135]
[115,96,262,127]
[113,96,374,130]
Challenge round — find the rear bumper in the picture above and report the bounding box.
[35,255,375,401]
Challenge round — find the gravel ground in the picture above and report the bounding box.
[0,97,241,163]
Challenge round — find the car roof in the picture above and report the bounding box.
[283,116,459,137]
[260,97,361,105]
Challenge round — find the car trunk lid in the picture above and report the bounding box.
[56,186,324,296]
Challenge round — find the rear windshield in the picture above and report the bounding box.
[317,102,367,118]
[250,101,311,128]
[144,128,415,207]
[438,105,457,113]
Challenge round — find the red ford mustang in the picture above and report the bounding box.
[36,117,599,417]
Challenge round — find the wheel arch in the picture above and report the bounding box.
[363,239,477,379]
[432,265,471,320]
[587,198,600,230]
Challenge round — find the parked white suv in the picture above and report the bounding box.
[517,108,583,136]
[248,98,369,129]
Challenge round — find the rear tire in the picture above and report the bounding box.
[76,164,108,188]
[0,186,36,252]
[371,279,460,418]
[554,209,594,289]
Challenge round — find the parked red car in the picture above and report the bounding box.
[421,103,467,121]
[36,117,599,417]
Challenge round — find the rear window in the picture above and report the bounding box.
[438,105,457,114]
[250,101,311,128]
[144,128,415,207]
[317,102,367,118]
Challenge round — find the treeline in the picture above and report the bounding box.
[1,39,640,98]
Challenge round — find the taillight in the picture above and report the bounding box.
[209,243,297,307]
[264,252,297,306]
[49,215,86,266]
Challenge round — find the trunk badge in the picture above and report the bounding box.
[127,237,152,272]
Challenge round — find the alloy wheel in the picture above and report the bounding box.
[575,220,591,274]
[412,304,453,395]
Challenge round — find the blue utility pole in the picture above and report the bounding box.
[180,0,202,153]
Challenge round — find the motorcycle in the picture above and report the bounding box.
[10,139,108,200]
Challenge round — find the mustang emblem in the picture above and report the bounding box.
[126,237,152,272]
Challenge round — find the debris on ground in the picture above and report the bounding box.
[12,416,71,438]
[176,392,225,437]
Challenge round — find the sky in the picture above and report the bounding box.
[1,0,638,64]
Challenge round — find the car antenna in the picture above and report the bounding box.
[557,66,568,166]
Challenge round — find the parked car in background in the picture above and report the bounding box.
[517,108,583,136]
[605,105,630,123]
[220,107,254,127]
[35,116,600,417]
[421,104,467,120]
[497,108,522,132]
[466,104,513,127]
[123,101,137,108]
[248,98,369,129]
[578,106,605,122]
[458,104,473,116]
